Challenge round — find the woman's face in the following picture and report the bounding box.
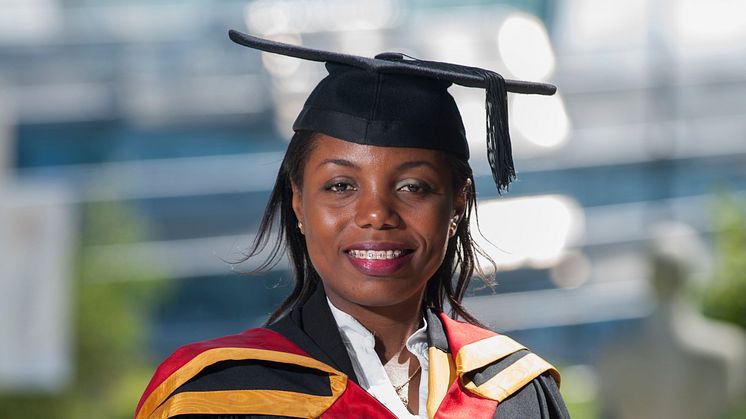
[292,134,466,313]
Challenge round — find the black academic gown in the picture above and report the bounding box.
[138,284,569,418]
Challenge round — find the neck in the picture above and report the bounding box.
[369,309,422,363]
[327,291,424,363]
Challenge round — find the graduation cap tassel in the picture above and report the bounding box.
[384,55,517,193]
[482,70,515,193]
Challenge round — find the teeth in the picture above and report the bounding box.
[348,249,404,259]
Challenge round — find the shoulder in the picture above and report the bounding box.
[493,370,569,418]
[135,328,348,419]
[435,313,566,408]
[457,332,561,403]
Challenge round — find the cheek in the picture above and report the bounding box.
[428,222,452,259]
[407,203,453,253]
[304,203,350,236]
[431,206,456,254]
[301,198,354,261]
[426,203,454,235]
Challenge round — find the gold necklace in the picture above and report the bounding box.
[392,364,421,406]
[380,330,422,406]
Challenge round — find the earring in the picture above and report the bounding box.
[298,221,304,234]
[449,216,459,236]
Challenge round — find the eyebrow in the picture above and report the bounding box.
[396,160,439,172]
[317,159,439,172]
[318,158,358,169]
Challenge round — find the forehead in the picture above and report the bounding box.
[306,134,449,168]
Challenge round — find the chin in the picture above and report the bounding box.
[316,259,436,310]
[338,280,427,309]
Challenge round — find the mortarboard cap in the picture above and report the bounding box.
[228,29,556,193]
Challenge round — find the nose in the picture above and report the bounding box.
[354,189,401,230]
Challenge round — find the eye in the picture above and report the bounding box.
[325,181,356,193]
[397,180,433,194]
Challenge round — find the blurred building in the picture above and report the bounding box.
[1,0,746,413]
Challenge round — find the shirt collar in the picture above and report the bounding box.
[327,298,428,359]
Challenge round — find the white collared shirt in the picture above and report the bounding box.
[327,299,429,418]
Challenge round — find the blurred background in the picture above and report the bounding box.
[2,0,746,418]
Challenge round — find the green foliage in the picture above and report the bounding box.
[564,399,600,419]
[701,194,746,418]
[0,202,170,419]
[558,364,600,419]
[701,195,746,331]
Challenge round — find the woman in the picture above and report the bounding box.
[135,31,569,419]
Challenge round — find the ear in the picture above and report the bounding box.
[291,181,304,225]
[453,178,470,222]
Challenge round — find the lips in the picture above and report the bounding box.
[344,242,414,276]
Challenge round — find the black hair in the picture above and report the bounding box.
[243,130,494,325]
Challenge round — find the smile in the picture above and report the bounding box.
[344,245,415,276]
[347,249,411,260]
